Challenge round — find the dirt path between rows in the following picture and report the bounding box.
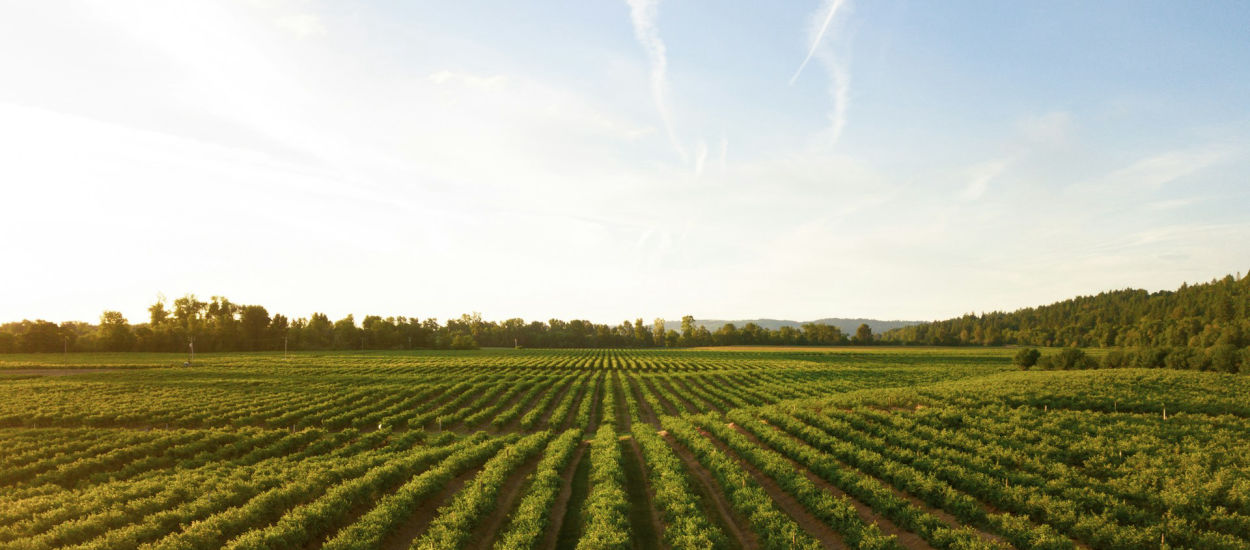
[382,466,482,550]
[755,419,1012,549]
[496,383,553,434]
[620,435,666,550]
[729,423,935,550]
[462,383,532,432]
[640,377,681,416]
[655,378,702,415]
[627,375,662,428]
[661,433,757,550]
[697,427,846,550]
[612,371,631,431]
[550,442,591,550]
[583,374,604,434]
[535,376,582,431]
[464,452,545,550]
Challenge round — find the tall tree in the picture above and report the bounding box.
[239,305,271,351]
[853,323,874,345]
[98,311,134,352]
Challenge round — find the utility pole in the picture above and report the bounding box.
[283,335,288,359]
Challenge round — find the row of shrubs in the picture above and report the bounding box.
[1014,345,1249,373]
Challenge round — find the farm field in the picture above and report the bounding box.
[0,348,1247,550]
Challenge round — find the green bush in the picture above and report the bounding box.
[1013,348,1041,369]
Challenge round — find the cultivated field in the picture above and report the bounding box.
[0,348,1247,549]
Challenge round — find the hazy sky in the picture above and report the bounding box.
[3,1,1249,325]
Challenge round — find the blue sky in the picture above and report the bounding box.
[1,1,1248,324]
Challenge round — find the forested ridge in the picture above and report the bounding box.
[884,272,1250,350]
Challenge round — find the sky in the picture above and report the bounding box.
[2,1,1249,325]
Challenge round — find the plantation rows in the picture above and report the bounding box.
[1,349,1247,549]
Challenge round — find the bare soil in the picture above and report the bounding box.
[382,466,481,550]
[626,375,663,427]
[464,452,545,550]
[639,377,681,416]
[499,383,558,433]
[729,423,935,550]
[620,435,666,550]
[654,378,704,415]
[583,374,605,434]
[535,376,582,430]
[698,427,846,549]
[661,432,758,550]
[539,441,587,550]
[754,420,1013,549]
[612,371,631,431]
[550,442,591,550]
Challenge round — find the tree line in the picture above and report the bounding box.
[887,272,1250,373]
[0,295,870,353]
[882,272,1250,349]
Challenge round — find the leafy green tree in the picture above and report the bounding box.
[239,305,271,351]
[633,318,650,346]
[98,311,134,352]
[853,323,874,345]
[680,315,696,344]
[148,295,169,326]
[450,333,478,350]
[1013,348,1041,369]
[19,320,62,353]
[332,315,359,349]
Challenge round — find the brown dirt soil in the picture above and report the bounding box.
[627,375,663,427]
[654,377,705,415]
[583,374,605,434]
[419,385,482,431]
[310,459,447,549]
[665,377,718,413]
[729,423,935,550]
[755,421,1015,549]
[462,385,531,431]
[661,432,758,550]
[496,384,554,433]
[697,428,846,550]
[546,442,590,550]
[639,377,681,417]
[534,376,582,430]
[382,466,482,550]
[620,435,666,550]
[464,452,546,550]
[612,371,631,430]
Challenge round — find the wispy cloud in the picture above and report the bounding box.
[791,0,852,146]
[624,0,686,162]
[1103,147,1231,189]
[789,0,846,85]
[961,158,1011,201]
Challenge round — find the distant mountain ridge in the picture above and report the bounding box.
[663,318,923,335]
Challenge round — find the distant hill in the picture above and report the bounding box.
[663,318,922,335]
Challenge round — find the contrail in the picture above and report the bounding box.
[789,0,846,85]
[625,0,687,162]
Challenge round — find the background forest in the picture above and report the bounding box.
[3,274,1249,368]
